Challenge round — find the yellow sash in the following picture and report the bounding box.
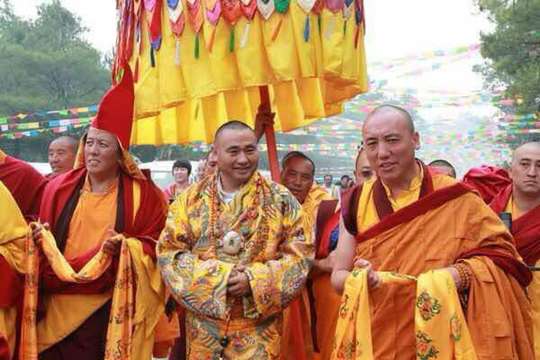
[20,226,135,360]
[331,269,477,360]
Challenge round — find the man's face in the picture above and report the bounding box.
[323,175,333,186]
[511,145,540,196]
[215,129,259,185]
[173,166,189,184]
[84,127,120,178]
[340,176,350,188]
[281,157,314,204]
[48,139,76,175]
[363,111,419,185]
[355,150,374,185]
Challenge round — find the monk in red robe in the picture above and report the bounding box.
[332,104,533,359]
[31,66,174,360]
[490,141,540,358]
[0,149,47,220]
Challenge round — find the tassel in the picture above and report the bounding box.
[150,47,156,67]
[240,22,250,48]
[229,27,235,53]
[175,37,181,65]
[303,15,310,42]
[194,34,200,59]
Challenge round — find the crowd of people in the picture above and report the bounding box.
[0,66,539,360]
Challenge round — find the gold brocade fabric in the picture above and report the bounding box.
[332,269,477,360]
[157,171,313,359]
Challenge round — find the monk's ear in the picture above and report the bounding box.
[413,132,421,150]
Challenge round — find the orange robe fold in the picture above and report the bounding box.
[340,164,533,360]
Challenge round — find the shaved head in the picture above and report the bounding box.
[512,142,540,163]
[48,135,79,175]
[511,141,540,197]
[364,104,415,134]
[50,136,78,151]
[214,121,255,144]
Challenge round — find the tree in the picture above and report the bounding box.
[0,0,110,115]
[0,0,111,160]
[476,0,540,145]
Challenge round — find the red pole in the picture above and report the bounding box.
[258,86,281,182]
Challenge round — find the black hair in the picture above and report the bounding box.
[172,160,192,176]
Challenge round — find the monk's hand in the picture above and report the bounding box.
[354,259,381,289]
[102,229,121,256]
[30,222,49,246]
[254,105,275,141]
[227,265,252,298]
[314,251,337,273]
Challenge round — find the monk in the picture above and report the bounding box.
[332,104,533,359]
[47,136,78,177]
[31,66,175,360]
[0,180,30,360]
[490,142,540,358]
[429,159,457,178]
[158,121,313,359]
[0,149,48,220]
[281,151,342,360]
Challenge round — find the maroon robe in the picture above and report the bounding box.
[490,185,540,266]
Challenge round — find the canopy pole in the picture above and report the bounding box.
[258,86,281,182]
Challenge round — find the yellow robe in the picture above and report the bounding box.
[158,171,314,359]
[0,180,28,359]
[340,170,533,359]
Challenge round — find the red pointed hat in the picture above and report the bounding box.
[91,65,134,149]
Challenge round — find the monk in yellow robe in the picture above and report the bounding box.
[280,151,332,360]
[332,104,534,359]
[158,121,313,360]
[490,142,540,359]
[0,180,29,359]
[30,66,176,360]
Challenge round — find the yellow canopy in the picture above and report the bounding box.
[115,0,368,145]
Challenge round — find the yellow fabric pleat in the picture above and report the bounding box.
[126,0,368,145]
[415,270,477,360]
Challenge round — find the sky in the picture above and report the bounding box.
[12,0,505,175]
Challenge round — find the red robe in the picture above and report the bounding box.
[0,155,48,221]
[462,165,511,204]
[490,185,540,265]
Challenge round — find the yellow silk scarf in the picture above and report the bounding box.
[20,225,134,360]
[331,269,477,360]
[415,270,477,360]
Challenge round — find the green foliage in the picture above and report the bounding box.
[0,0,110,115]
[476,0,540,114]
[0,0,111,159]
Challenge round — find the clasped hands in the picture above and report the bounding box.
[30,223,122,256]
[227,265,252,298]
